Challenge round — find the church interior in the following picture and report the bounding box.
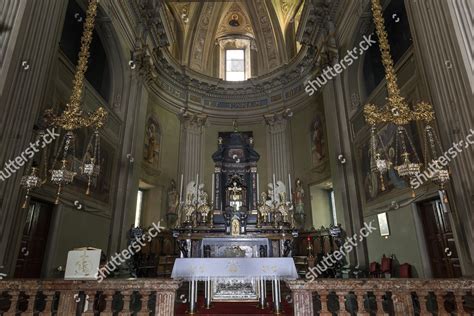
[0,0,472,315]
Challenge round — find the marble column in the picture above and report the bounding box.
[0,0,68,275]
[405,0,474,275]
[265,113,293,198]
[322,74,368,269]
[178,113,207,195]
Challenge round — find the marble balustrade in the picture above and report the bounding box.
[286,278,474,316]
[0,279,181,316]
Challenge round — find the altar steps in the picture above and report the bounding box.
[175,296,294,315]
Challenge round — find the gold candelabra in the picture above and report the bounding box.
[21,0,108,206]
[363,0,448,196]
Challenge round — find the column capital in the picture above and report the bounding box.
[179,109,207,129]
[264,109,293,128]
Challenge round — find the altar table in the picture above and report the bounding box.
[172,258,298,313]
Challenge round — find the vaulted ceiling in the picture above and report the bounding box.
[163,0,304,78]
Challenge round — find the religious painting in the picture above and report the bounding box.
[310,113,327,169]
[359,123,422,204]
[143,115,161,168]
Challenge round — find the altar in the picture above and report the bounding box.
[171,130,300,313]
[171,257,298,312]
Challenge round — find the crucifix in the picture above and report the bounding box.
[228,181,243,210]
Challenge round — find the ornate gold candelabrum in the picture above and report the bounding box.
[44,0,107,204]
[363,0,448,197]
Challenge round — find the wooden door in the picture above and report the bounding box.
[418,198,462,278]
[14,199,53,278]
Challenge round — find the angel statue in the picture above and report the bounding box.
[257,192,272,224]
[268,180,287,205]
[185,181,197,205]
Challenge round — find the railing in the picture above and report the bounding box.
[286,279,473,316]
[0,278,181,315]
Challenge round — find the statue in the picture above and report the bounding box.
[268,180,286,204]
[145,121,159,164]
[167,180,179,214]
[293,178,304,214]
[231,218,240,236]
[258,192,272,223]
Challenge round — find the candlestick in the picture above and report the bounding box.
[211,175,215,204]
[272,173,276,201]
[196,174,199,204]
[288,174,292,203]
[256,173,260,199]
[179,173,184,203]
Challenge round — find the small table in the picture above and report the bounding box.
[171,257,298,313]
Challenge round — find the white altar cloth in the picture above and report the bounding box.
[171,257,298,281]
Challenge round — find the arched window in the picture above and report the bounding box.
[362,0,412,97]
[218,36,253,81]
[59,0,111,102]
[225,49,245,81]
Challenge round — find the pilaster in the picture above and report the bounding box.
[405,0,474,275]
[322,75,368,269]
[0,0,68,275]
[178,111,207,188]
[264,111,294,190]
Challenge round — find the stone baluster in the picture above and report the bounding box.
[336,291,350,316]
[57,291,78,315]
[392,292,414,316]
[137,291,152,316]
[4,290,19,316]
[417,291,430,316]
[101,290,115,316]
[434,291,449,315]
[120,290,133,316]
[39,291,56,316]
[292,290,313,316]
[23,290,36,316]
[454,291,468,316]
[374,291,388,316]
[155,292,176,316]
[318,290,332,316]
[354,290,369,316]
[82,291,96,316]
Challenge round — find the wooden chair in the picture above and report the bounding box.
[369,261,381,278]
[399,263,412,278]
[380,254,393,278]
